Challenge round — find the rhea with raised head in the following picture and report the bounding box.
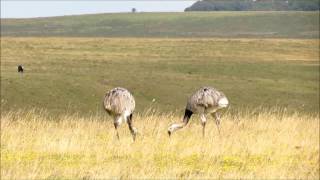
[168,86,229,137]
[103,87,137,141]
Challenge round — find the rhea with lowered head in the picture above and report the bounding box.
[103,87,137,141]
[168,86,229,137]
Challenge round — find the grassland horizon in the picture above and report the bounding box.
[2,11,319,38]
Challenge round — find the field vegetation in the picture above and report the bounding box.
[1,12,319,38]
[1,109,319,179]
[1,38,319,115]
[1,12,319,179]
[185,0,320,11]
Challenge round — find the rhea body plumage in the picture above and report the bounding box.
[168,86,229,137]
[103,87,137,141]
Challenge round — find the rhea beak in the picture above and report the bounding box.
[168,131,171,137]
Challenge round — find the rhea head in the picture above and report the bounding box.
[167,109,193,137]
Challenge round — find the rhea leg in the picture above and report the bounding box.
[200,114,207,137]
[127,113,137,141]
[114,116,121,140]
[114,122,120,140]
[212,112,221,134]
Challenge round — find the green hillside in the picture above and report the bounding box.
[1,38,319,115]
[1,12,319,38]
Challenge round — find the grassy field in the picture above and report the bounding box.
[1,109,319,179]
[1,11,319,179]
[1,11,319,38]
[1,37,319,114]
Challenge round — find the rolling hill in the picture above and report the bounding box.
[1,12,319,115]
[1,38,319,114]
[1,11,319,38]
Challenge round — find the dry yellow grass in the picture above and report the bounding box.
[1,109,319,179]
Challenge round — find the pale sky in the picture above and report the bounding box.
[1,1,196,18]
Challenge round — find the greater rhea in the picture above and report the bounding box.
[168,86,229,137]
[103,87,137,141]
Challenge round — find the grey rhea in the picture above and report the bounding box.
[168,86,229,137]
[103,87,137,141]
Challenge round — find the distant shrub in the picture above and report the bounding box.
[185,0,320,11]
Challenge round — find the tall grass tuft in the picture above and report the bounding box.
[1,108,319,179]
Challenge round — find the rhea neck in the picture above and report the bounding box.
[169,109,193,135]
[183,109,193,123]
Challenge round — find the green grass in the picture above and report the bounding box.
[1,11,319,38]
[1,38,319,114]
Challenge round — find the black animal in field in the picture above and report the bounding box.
[17,65,24,73]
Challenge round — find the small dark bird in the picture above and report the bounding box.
[17,65,24,73]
